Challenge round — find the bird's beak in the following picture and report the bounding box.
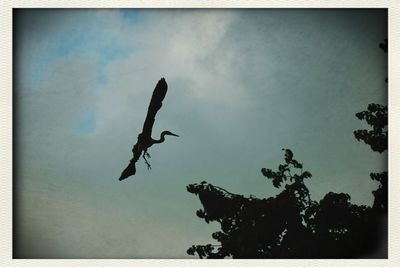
[170,133,179,137]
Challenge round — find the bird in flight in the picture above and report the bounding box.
[119,78,179,181]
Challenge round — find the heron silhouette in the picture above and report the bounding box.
[119,78,179,181]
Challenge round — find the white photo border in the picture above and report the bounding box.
[1,1,399,266]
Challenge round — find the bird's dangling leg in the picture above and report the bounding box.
[142,150,152,170]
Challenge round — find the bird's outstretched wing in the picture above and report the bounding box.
[142,78,168,140]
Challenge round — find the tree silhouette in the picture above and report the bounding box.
[187,149,384,258]
[186,40,388,258]
[353,38,388,213]
[354,103,387,153]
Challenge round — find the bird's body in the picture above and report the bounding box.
[119,78,179,181]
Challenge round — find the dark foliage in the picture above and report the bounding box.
[354,103,387,153]
[379,38,388,53]
[370,171,388,212]
[187,150,384,258]
[187,40,388,258]
[353,38,388,212]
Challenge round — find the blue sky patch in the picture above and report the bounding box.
[72,111,97,135]
[96,45,133,85]
[120,9,146,24]
[27,10,136,87]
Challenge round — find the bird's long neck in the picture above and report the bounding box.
[153,132,167,144]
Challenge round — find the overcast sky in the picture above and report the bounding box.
[14,8,387,258]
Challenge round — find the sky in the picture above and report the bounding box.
[13,8,387,258]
